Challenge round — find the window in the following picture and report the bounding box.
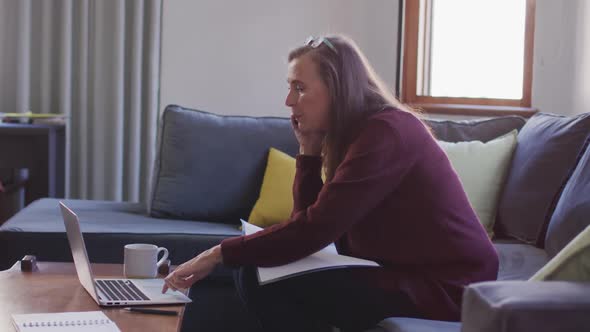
[400,0,537,116]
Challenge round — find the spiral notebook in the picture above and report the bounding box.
[11,311,121,331]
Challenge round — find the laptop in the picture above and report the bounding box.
[59,201,192,306]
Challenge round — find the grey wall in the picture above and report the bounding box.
[160,0,400,116]
[532,0,590,116]
[160,0,589,118]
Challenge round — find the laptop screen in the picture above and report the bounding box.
[59,202,101,302]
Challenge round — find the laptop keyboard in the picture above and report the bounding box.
[95,279,150,302]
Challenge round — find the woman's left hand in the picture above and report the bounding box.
[161,245,223,293]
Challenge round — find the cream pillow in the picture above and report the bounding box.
[438,130,518,237]
[530,225,590,281]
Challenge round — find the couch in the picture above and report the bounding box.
[1,105,589,332]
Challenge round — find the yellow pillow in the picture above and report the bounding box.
[249,148,296,227]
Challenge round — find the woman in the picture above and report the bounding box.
[163,35,498,331]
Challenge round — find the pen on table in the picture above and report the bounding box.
[123,307,178,316]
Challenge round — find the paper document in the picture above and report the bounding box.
[241,220,380,285]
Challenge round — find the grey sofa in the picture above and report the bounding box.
[1,105,589,332]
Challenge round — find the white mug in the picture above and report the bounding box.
[124,243,169,278]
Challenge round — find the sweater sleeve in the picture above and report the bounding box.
[291,155,323,217]
[221,118,412,267]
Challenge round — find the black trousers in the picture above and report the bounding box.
[233,267,418,332]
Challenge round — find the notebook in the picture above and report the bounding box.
[241,220,380,285]
[11,311,120,331]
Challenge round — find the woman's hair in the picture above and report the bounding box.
[288,34,418,181]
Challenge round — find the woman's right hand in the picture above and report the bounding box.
[291,115,325,156]
[161,245,222,293]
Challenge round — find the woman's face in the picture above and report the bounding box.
[285,53,331,133]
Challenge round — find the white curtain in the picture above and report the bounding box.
[0,0,162,203]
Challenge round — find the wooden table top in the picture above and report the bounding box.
[0,261,188,332]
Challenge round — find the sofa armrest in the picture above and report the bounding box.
[461,281,590,332]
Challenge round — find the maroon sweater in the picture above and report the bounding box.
[221,108,498,321]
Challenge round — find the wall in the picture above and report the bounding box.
[160,0,400,117]
[162,0,590,118]
[532,0,590,115]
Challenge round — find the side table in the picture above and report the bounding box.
[0,123,65,204]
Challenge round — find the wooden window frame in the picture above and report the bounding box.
[400,0,538,117]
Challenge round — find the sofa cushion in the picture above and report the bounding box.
[365,317,460,332]
[494,242,548,280]
[149,107,522,224]
[150,105,298,223]
[544,143,590,257]
[438,130,517,237]
[0,198,241,278]
[496,112,590,245]
[425,115,525,143]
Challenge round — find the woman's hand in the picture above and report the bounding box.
[161,245,223,293]
[291,115,325,156]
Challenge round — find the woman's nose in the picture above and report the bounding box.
[285,90,296,107]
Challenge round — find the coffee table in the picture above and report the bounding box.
[0,261,188,332]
